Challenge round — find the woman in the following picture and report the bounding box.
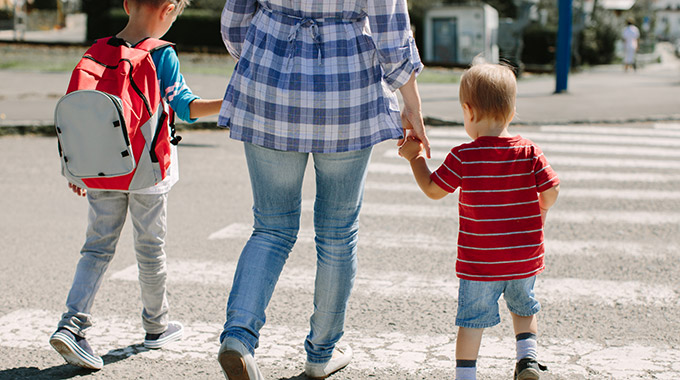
[217,1,429,379]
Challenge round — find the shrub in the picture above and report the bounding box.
[85,6,223,50]
[578,22,618,65]
[521,22,557,66]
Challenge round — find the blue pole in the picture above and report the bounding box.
[555,0,573,93]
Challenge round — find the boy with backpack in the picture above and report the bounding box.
[398,62,560,380]
[49,0,221,370]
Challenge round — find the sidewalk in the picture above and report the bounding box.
[0,42,679,134]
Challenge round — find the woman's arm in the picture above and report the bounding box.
[398,72,430,158]
[221,0,258,59]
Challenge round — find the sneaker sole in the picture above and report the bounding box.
[143,323,184,349]
[49,333,103,370]
[218,350,250,380]
[516,368,541,380]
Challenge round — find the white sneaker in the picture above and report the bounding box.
[217,337,264,380]
[305,345,353,379]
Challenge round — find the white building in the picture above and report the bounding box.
[654,0,680,40]
[423,4,499,65]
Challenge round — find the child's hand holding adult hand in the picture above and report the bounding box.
[398,137,424,162]
[399,106,431,159]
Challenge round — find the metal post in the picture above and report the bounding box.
[555,0,573,93]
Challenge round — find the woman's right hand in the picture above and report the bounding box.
[397,72,430,158]
[399,105,430,159]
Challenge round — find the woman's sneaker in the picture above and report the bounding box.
[514,357,548,380]
[49,328,104,370]
[143,321,184,349]
[217,337,264,380]
[305,345,353,379]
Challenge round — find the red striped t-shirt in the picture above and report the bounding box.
[430,135,560,281]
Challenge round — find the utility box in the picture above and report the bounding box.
[424,4,499,66]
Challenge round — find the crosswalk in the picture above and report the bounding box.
[2,123,679,379]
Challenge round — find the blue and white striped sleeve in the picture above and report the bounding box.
[221,0,259,60]
[152,47,199,123]
[367,0,423,92]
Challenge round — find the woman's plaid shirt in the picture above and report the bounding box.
[218,0,423,153]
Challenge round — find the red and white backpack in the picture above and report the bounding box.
[54,36,181,191]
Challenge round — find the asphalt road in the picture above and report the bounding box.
[1,123,679,379]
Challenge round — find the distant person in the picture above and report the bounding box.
[623,17,640,72]
[49,0,222,370]
[217,0,428,379]
[398,62,560,380]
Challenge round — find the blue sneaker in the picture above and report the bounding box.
[143,321,183,349]
[49,328,104,370]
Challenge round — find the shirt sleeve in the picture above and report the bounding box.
[430,148,462,193]
[221,0,258,60]
[532,145,560,192]
[367,0,423,92]
[152,47,200,123]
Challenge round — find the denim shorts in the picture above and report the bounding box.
[455,276,541,329]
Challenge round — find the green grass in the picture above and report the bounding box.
[417,67,462,83]
[0,43,460,83]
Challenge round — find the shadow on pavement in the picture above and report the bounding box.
[0,343,147,379]
[277,374,310,380]
[0,365,97,379]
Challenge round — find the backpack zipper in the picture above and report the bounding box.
[82,55,154,118]
[149,111,167,163]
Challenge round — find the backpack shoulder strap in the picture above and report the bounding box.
[134,38,176,54]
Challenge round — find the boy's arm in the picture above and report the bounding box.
[189,99,222,119]
[538,184,560,224]
[409,156,449,200]
[399,139,448,200]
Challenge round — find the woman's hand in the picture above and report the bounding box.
[397,72,430,158]
[399,105,430,159]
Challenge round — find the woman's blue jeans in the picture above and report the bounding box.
[221,142,372,363]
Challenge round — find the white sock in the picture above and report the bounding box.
[516,332,538,361]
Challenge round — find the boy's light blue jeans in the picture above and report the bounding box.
[58,190,170,336]
[221,142,372,364]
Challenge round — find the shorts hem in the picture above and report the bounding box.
[455,318,501,329]
[507,304,541,317]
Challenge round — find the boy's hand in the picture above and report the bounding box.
[399,107,431,159]
[398,137,424,162]
[68,182,87,197]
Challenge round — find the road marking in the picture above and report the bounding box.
[110,259,676,306]
[301,200,680,225]
[366,181,680,200]
[3,309,678,379]
[655,122,680,130]
[423,139,680,158]
[369,163,680,183]
[426,129,680,147]
[208,223,674,258]
[385,149,680,169]
[208,223,452,251]
[538,125,680,138]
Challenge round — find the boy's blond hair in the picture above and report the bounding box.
[130,0,190,13]
[459,62,517,124]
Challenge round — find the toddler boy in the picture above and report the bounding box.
[399,62,560,380]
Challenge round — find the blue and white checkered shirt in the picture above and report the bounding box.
[218,0,423,153]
